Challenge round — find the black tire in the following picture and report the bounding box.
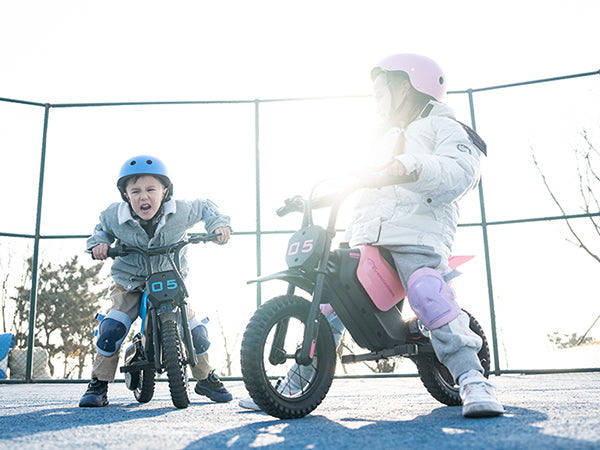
[413,310,491,406]
[161,319,191,409]
[133,369,155,403]
[241,295,336,419]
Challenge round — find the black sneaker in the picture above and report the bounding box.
[79,378,109,407]
[194,370,232,403]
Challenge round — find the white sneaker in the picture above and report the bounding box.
[238,361,316,411]
[275,362,316,396]
[459,370,504,418]
[238,396,261,411]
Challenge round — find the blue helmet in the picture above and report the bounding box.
[117,155,173,201]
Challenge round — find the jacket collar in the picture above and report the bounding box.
[118,199,177,225]
[419,100,455,120]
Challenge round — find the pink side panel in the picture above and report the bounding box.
[356,245,406,312]
[448,255,475,270]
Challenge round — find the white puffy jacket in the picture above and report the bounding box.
[345,101,483,268]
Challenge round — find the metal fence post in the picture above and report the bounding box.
[254,99,262,308]
[467,90,501,375]
[26,103,50,382]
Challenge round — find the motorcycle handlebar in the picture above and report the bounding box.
[98,233,222,259]
[276,173,417,215]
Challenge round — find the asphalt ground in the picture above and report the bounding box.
[1,372,599,449]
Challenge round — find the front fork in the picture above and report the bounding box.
[269,234,333,367]
[297,235,333,366]
[268,273,327,368]
[179,299,197,368]
[143,296,197,371]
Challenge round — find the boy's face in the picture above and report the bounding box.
[124,175,168,221]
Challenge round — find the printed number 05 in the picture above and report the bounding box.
[288,239,314,256]
[151,279,178,292]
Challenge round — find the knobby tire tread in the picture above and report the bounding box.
[161,319,191,409]
[241,295,336,419]
[414,310,491,406]
[134,369,155,403]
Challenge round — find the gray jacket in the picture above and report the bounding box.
[87,198,230,290]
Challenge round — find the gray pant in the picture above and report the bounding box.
[384,245,484,382]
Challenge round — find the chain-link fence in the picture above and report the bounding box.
[1,69,599,382]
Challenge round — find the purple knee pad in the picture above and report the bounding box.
[407,267,460,330]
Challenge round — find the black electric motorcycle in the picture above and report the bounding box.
[240,175,490,419]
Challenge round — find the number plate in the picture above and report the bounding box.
[146,271,181,305]
[285,226,326,271]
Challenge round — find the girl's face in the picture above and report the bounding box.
[373,74,410,126]
[124,175,167,221]
[373,74,393,120]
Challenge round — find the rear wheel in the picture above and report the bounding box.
[414,310,491,406]
[241,295,336,419]
[133,369,155,403]
[161,319,191,409]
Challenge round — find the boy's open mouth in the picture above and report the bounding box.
[140,204,152,211]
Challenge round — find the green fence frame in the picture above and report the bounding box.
[1,69,599,382]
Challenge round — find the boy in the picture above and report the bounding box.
[80,155,232,407]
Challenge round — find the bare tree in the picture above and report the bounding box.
[11,256,107,378]
[0,242,31,334]
[0,252,11,334]
[532,130,600,343]
[214,312,240,377]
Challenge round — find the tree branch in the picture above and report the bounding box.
[531,147,600,264]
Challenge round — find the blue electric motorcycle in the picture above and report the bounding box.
[104,233,220,409]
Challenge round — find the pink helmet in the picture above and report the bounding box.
[371,53,446,101]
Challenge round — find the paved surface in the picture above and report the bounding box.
[1,372,599,449]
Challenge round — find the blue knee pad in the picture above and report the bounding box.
[190,319,210,356]
[95,310,132,357]
[407,267,460,330]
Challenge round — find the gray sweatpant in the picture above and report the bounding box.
[384,245,484,382]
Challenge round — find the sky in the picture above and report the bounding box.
[1,1,598,103]
[1,0,599,377]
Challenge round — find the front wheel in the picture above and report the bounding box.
[161,319,191,409]
[241,295,336,419]
[413,310,491,406]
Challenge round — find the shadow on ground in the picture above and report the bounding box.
[187,406,590,449]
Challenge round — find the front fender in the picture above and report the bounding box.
[247,268,315,294]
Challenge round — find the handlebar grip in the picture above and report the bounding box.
[276,206,290,217]
[188,232,222,243]
[276,196,303,216]
[106,245,126,258]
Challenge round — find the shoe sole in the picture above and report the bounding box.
[194,387,232,403]
[79,399,109,407]
[238,399,261,411]
[463,402,504,418]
